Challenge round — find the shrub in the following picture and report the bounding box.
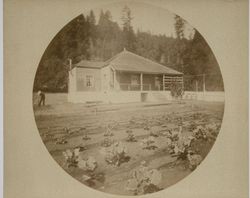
[101,137,114,147]
[82,131,91,140]
[74,143,87,152]
[187,150,202,170]
[167,133,195,160]
[78,156,98,171]
[62,148,98,171]
[170,82,184,99]
[193,124,220,141]
[149,130,159,137]
[126,129,137,142]
[126,161,162,195]
[103,142,129,166]
[55,137,68,144]
[64,127,74,135]
[166,129,180,142]
[193,126,207,140]
[140,136,157,150]
[104,125,114,137]
[62,148,80,168]
[205,123,220,140]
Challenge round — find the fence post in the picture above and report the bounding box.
[181,75,184,92]
[163,74,165,91]
[203,74,206,100]
[195,80,198,99]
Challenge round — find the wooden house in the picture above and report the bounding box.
[68,49,183,103]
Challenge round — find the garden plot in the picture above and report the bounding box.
[34,99,224,196]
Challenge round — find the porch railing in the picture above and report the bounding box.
[120,84,140,91]
[119,83,163,91]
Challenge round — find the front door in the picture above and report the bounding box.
[155,76,161,90]
[131,74,140,90]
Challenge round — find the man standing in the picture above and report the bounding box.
[37,90,46,106]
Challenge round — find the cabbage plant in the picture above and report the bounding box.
[103,142,129,166]
[126,161,162,195]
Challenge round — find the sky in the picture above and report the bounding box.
[83,1,195,38]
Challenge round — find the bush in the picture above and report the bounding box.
[149,130,159,137]
[166,131,195,160]
[103,142,129,166]
[62,148,98,171]
[126,129,137,142]
[193,125,207,140]
[140,136,157,150]
[126,161,162,195]
[78,156,98,171]
[62,148,80,168]
[104,125,114,137]
[187,151,202,170]
[101,137,114,147]
[170,82,184,99]
[192,124,220,141]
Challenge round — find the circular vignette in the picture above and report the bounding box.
[33,1,225,196]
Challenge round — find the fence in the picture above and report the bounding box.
[181,73,224,102]
[183,73,224,92]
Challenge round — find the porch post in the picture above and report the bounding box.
[113,70,116,90]
[163,74,165,91]
[140,73,143,91]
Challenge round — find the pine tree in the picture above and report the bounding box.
[174,15,185,40]
[121,6,136,51]
[88,10,96,25]
[173,15,187,72]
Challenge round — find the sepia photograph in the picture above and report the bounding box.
[32,1,225,196]
[4,0,249,198]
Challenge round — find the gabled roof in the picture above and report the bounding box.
[106,49,182,75]
[73,49,182,75]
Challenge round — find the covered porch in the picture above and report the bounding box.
[112,71,183,92]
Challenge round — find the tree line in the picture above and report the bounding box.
[34,6,224,92]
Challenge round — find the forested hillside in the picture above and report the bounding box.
[33,6,224,92]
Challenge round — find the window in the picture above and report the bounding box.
[86,75,94,87]
[155,76,161,86]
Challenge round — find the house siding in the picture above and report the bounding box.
[101,66,111,92]
[76,67,101,92]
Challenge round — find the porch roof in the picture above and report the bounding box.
[106,49,182,75]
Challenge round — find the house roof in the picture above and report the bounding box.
[106,49,182,75]
[73,49,182,75]
[73,60,105,69]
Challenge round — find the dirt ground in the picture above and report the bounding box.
[33,93,224,195]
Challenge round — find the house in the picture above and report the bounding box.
[68,49,183,103]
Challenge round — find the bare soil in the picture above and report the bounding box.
[33,94,224,196]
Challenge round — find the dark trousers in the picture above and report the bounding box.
[38,95,45,106]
